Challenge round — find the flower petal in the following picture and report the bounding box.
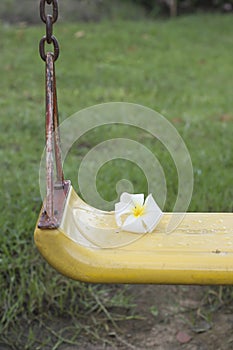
[142,211,163,232]
[120,192,144,207]
[144,194,162,213]
[115,201,133,226]
[122,215,146,234]
[115,201,133,215]
[142,194,162,232]
[130,193,144,207]
[115,192,144,228]
[120,192,133,203]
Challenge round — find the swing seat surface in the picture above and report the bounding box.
[34,186,233,285]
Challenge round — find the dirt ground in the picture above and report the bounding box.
[1,285,232,350]
[60,285,233,350]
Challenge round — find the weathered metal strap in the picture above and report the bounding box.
[38,53,67,228]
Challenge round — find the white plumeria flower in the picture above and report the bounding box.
[115,192,163,234]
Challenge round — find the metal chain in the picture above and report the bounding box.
[39,0,59,61]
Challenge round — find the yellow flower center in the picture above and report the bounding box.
[132,204,145,217]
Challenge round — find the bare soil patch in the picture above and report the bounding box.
[60,285,233,349]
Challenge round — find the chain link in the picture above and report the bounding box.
[40,0,58,24]
[39,36,60,62]
[46,14,53,43]
[39,0,59,61]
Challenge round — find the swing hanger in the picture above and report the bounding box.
[38,0,70,229]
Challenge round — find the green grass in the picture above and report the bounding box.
[0,14,233,349]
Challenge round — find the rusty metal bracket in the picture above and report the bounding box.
[38,47,66,228]
[38,180,71,229]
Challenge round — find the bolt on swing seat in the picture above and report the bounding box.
[35,1,233,285]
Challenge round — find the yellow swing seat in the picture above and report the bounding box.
[35,6,233,285]
[34,185,233,285]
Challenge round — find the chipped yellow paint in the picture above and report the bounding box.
[34,187,233,284]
